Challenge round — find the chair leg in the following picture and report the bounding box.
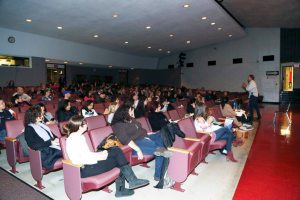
[191,169,198,176]
[35,180,45,189]
[10,166,18,174]
[171,182,185,192]
[102,186,113,193]
[139,163,150,168]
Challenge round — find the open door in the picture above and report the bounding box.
[282,66,293,92]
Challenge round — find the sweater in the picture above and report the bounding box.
[24,126,53,150]
[148,112,169,132]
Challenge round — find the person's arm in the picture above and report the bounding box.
[24,126,52,150]
[92,109,98,116]
[128,140,143,160]
[245,81,255,92]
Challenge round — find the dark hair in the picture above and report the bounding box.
[62,115,85,136]
[82,100,94,111]
[249,74,255,80]
[36,102,47,112]
[24,106,42,126]
[148,101,160,113]
[111,104,131,125]
[58,99,71,111]
[220,97,229,109]
[194,102,208,120]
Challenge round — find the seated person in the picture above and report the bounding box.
[42,89,53,101]
[220,97,253,130]
[64,115,149,197]
[56,100,77,122]
[132,93,146,118]
[186,98,196,114]
[81,100,98,118]
[111,105,172,181]
[0,98,15,143]
[12,87,31,105]
[83,90,95,102]
[36,103,56,125]
[194,102,238,162]
[147,101,169,133]
[24,106,61,169]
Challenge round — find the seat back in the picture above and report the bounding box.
[86,115,107,131]
[176,107,187,119]
[94,103,105,114]
[28,148,43,184]
[208,105,223,119]
[47,124,61,138]
[177,118,198,138]
[6,120,24,138]
[89,126,113,151]
[63,160,83,200]
[59,121,68,134]
[168,109,181,121]
[205,100,215,108]
[59,136,69,160]
[135,117,152,133]
[162,111,171,120]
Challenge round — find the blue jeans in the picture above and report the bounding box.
[134,132,164,178]
[214,127,235,151]
[0,129,7,141]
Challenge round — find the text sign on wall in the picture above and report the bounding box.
[266,71,279,76]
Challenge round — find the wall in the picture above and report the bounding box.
[157,28,281,102]
[0,57,46,87]
[0,27,158,69]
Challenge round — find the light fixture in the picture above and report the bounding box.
[79,62,83,65]
[186,40,191,44]
[124,41,129,44]
[167,51,171,54]
[218,27,222,30]
[211,22,215,26]
[201,16,207,20]
[64,61,68,64]
[26,19,32,22]
[169,34,174,37]
[53,70,58,73]
[183,4,190,8]
[108,65,113,68]
[147,46,151,49]
[158,48,162,51]
[131,67,134,70]
[45,59,50,62]
[229,34,233,37]
[93,34,99,38]
[112,13,118,18]
[57,26,63,30]
[146,26,151,29]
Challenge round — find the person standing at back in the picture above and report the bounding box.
[242,74,261,123]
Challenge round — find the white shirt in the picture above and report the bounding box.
[66,133,100,165]
[246,80,258,97]
[81,109,98,118]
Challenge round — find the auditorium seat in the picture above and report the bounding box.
[86,115,107,131]
[135,117,153,133]
[47,123,62,138]
[176,107,187,119]
[168,109,181,121]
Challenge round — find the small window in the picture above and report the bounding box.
[208,60,216,66]
[186,63,194,68]
[263,55,274,61]
[233,58,243,64]
[0,55,31,68]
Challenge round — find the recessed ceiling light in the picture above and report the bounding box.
[186,40,191,44]
[26,19,32,22]
[158,48,162,51]
[211,22,215,26]
[169,34,174,37]
[201,16,207,20]
[108,65,112,68]
[147,46,151,49]
[112,13,118,18]
[45,59,50,62]
[57,26,63,30]
[79,62,83,65]
[229,34,233,37]
[131,67,134,70]
[218,27,222,30]
[64,61,68,64]
[93,34,99,38]
[124,41,129,44]
[167,51,171,54]
[146,26,151,29]
[183,4,190,8]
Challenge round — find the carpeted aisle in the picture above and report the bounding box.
[233,105,300,200]
[0,167,52,200]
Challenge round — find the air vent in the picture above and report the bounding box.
[263,55,275,61]
[168,64,174,69]
[208,60,216,66]
[233,58,243,64]
[186,63,194,68]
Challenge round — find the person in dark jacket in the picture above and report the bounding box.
[148,101,169,132]
[132,93,145,118]
[0,98,15,142]
[56,99,77,122]
[111,104,172,181]
[24,106,62,169]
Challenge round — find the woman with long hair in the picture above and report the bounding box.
[81,100,98,118]
[56,99,77,122]
[194,102,238,162]
[63,115,149,197]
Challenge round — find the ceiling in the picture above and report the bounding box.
[220,0,300,28]
[0,0,245,58]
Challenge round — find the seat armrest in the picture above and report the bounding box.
[63,160,83,168]
[168,147,190,154]
[184,137,201,142]
[218,118,226,122]
[5,137,17,142]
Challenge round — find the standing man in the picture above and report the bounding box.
[242,74,261,123]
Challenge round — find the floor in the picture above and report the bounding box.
[0,117,259,200]
[234,104,300,200]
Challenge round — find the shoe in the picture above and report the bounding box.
[154,148,173,158]
[219,149,227,155]
[239,126,248,131]
[115,177,134,198]
[162,176,175,189]
[226,151,238,162]
[120,165,149,190]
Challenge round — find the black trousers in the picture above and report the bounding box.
[248,95,261,121]
[80,147,128,178]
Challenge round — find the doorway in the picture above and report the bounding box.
[46,63,66,85]
[282,66,293,92]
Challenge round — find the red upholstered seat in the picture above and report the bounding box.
[47,123,62,138]
[86,115,107,131]
[176,107,187,119]
[168,109,181,121]
[135,117,152,133]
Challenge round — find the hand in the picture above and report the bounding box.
[137,150,144,160]
[98,150,108,160]
[129,107,135,118]
[242,82,247,88]
[51,138,59,146]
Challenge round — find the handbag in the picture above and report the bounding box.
[97,134,123,151]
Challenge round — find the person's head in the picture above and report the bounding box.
[132,93,139,101]
[45,89,51,97]
[194,102,208,120]
[223,91,228,96]
[17,87,24,94]
[63,90,72,99]
[59,99,71,111]
[148,101,161,113]
[248,74,255,82]
[82,100,94,111]
[111,104,132,125]
[220,97,229,108]
[36,102,46,114]
[24,106,43,126]
[0,98,6,111]
[62,115,87,136]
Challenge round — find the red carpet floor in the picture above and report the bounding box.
[233,104,300,200]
